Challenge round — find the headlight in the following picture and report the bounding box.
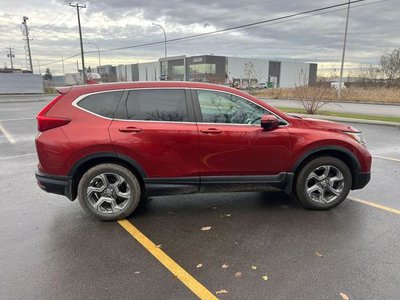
[344,131,366,146]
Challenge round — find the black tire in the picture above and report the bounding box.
[77,163,141,221]
[294,156,352,210]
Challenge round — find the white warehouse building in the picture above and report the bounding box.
[98,55,317,88]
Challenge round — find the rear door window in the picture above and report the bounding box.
[77,91,123,118]
[126,89,188,122]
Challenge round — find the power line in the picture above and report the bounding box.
[87,0,368,54]
[41,0,380,66]
[30,5,69,34]
[229,0,388,36]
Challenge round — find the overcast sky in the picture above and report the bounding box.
[0,0,398,75]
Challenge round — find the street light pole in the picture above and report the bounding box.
[36,58,42,75]
[54,52,65,84]
[87,42,101,67]
[152,23,167,80]
[338,0,350,100]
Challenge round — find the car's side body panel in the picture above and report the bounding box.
[35,81,372,206]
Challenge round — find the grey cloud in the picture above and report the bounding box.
[1,0,399,73]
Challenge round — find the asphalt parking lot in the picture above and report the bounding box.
[1,99,399,300]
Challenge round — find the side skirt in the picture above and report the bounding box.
[144,172,294,197]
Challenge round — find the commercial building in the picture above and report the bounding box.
[95,55,317,88]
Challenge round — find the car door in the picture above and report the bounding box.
[109,88,199,180]
[193,89,290,176]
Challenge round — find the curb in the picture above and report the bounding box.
[258,97,400,106]
[0,95,54,103]
[295,113,400,127]
[0,99,50,104]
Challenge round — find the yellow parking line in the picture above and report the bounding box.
[349,196,400,215]
[117,219,218,300]
[373,155,400,163]
[0,122,16,144]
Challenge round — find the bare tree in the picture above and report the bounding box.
[380,48,400,86]
[357,64,382,84]
[244,61,256,93]
[295,73,333,114]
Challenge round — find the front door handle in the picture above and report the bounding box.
[200,128,223,134]
[119,126,142,133]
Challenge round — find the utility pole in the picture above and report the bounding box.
[338,0,350,100]
[22,16,33,73]
[70,3,86,84]
[6,47,15,69]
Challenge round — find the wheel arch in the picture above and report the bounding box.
[68,152,147,200]
[292,146,360,189]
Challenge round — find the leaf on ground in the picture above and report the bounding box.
[219,213,231,218]
[222,263,229,268]
[251,266,257,270]
[234,271,242,278]
[315,251,323,257]
[196,264,203,268]
[215,289,228,295]
[340,292,350,300]
[201,226,212,231]
[262,274,269,281]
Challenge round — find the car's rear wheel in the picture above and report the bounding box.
[294,156,352,209]
[77,163,141,221]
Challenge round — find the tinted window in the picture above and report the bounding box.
[197,90,268,124]
[126,89,188,122]
[78,91,123,118]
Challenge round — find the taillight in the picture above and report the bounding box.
[37,116,71,132]
[37,94,71,132]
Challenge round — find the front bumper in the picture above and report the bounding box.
[352,172,371,190]
[35,171,74,200]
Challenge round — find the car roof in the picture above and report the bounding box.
[57,81,238,95]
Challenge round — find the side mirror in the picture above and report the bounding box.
[261,115,280,131]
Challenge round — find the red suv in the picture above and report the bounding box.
[35,82,371,220]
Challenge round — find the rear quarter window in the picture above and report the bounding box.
[77,91,123,118]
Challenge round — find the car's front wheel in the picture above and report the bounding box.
[77,163,141,221]
[294,156,352,210]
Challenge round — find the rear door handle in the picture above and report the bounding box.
[200,128,223,134]
[119,126,142,133]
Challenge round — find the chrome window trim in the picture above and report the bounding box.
[71,86,289,126]
[194,88,289,126]
[72,89,124,120]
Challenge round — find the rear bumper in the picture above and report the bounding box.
[35,171,74,200]
[352,172,371,190]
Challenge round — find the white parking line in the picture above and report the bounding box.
[0,123,16,144]
[373,155,400,163]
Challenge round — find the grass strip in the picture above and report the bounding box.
[277,107,400,123]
